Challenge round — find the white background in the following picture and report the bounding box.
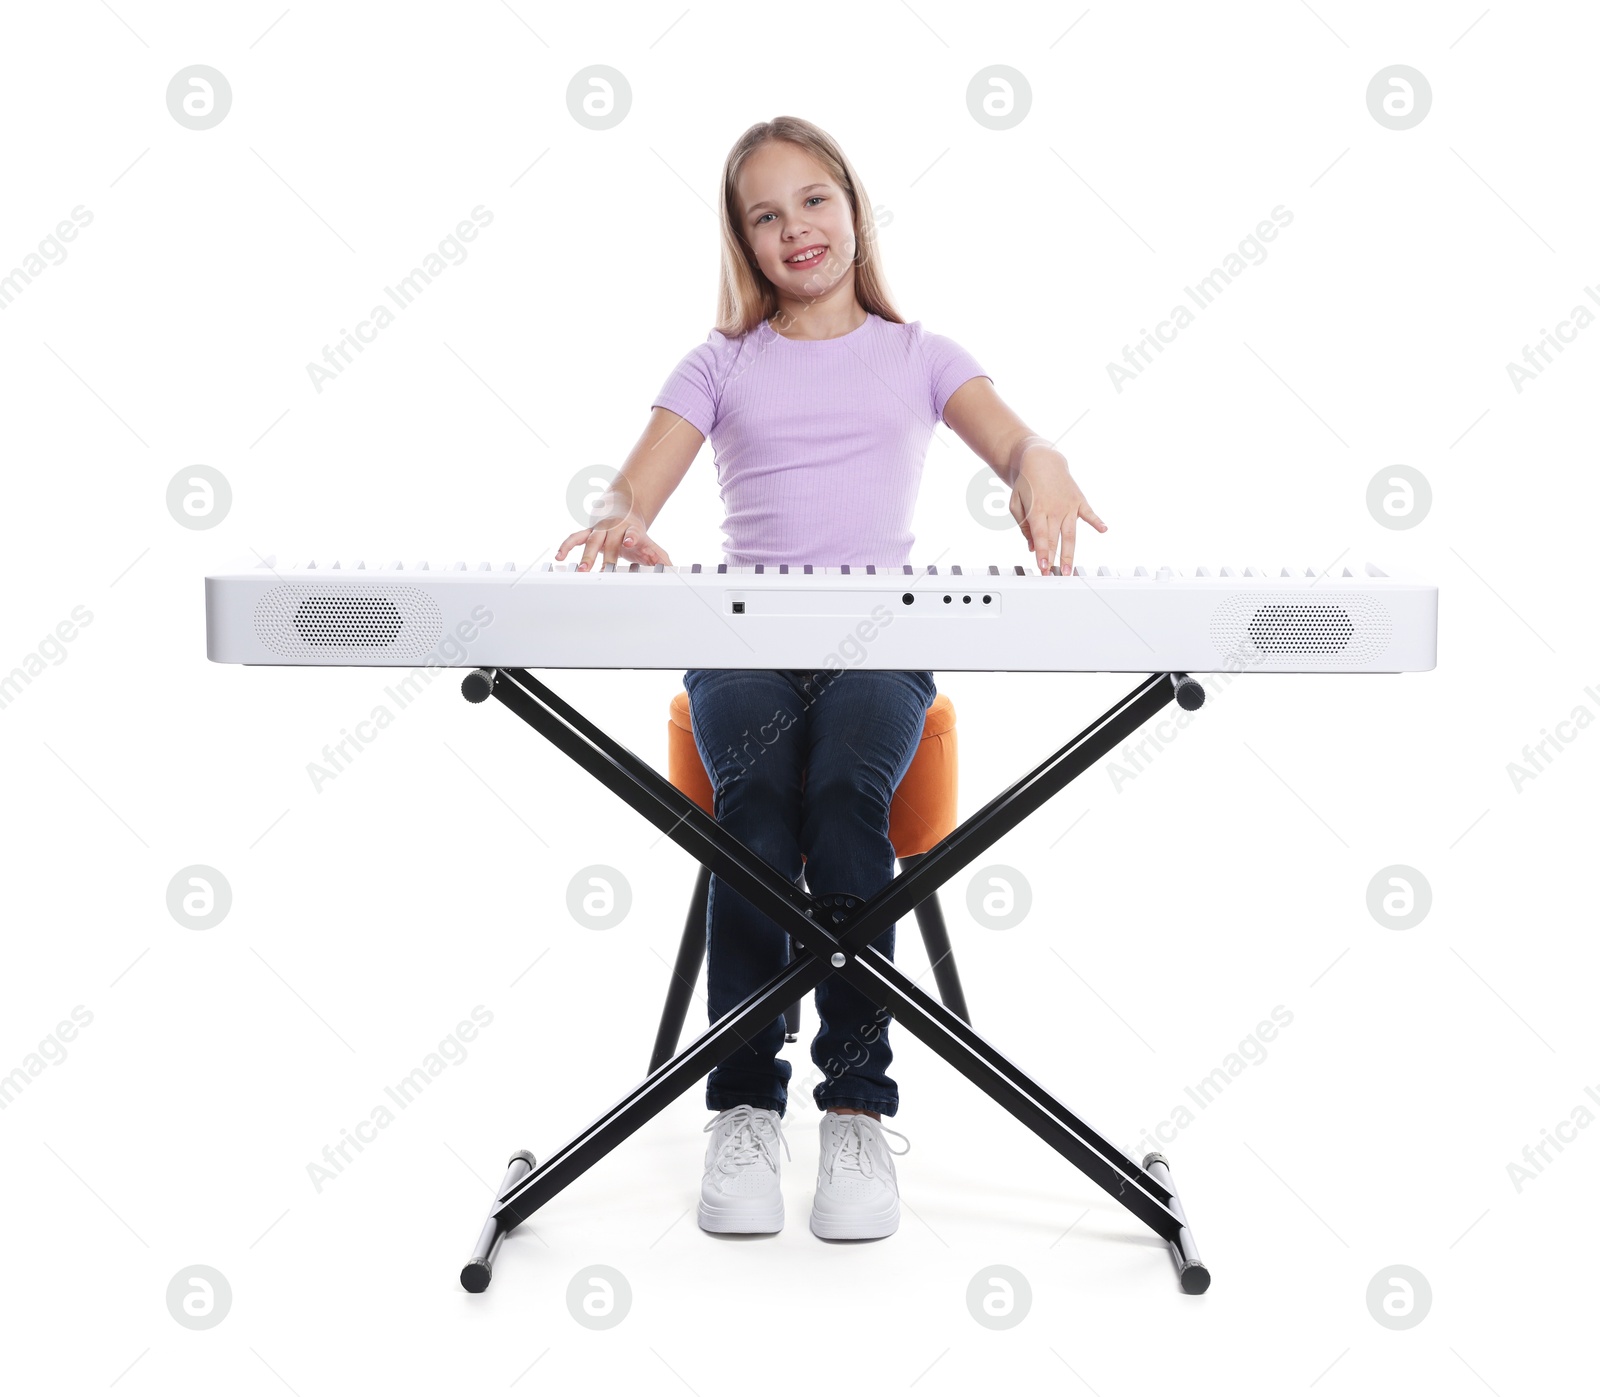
[1,2,1595,1392]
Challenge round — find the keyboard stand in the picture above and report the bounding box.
[457,666,1212,1295]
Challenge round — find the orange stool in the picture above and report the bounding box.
[650,687,969,1073]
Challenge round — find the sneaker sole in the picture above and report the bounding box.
[809,1198,899,1240]
[698,1196,785,1234]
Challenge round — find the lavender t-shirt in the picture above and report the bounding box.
[651,312,989,567]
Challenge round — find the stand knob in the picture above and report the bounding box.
[462,669,497,703]
[1171,673,1204,711]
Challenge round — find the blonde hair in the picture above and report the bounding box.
[714,116,903,338]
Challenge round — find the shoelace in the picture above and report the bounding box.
[705,1104,791,1173]
[822,1113,909,1181]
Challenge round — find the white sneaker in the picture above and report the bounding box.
[809,1111,910,1240]
[699,1105,791,1234]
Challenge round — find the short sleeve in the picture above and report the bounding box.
[650,334,724,438]
[921,327,991,424]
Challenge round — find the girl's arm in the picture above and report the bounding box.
[556,407,705,571]
[941,378,1107,576]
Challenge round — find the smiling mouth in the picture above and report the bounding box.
[785,246,828,266]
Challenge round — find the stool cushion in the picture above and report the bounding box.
[668,687,958,858]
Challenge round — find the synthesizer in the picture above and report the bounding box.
[204,558,1437,673]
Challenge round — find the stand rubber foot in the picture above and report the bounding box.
[460,1149,536,1293]
[1143,1151,1211,1294]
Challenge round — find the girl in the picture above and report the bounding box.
[555,116,1106,1241]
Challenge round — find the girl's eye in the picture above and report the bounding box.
[755,195,825,225]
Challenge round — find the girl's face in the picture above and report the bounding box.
[736,141,858,300]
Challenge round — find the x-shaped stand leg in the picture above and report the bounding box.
[458,666,1211,1295]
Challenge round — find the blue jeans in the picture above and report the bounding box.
[682,667,937,1120]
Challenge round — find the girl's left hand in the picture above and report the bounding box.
[1009,447,1107,575]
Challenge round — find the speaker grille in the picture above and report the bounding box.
[253,585,443,658]
[1209,592,1392,667]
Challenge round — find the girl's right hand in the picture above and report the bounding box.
[556,513,673,571]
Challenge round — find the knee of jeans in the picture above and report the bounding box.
[711,782,799,862]
[804,770,892,821]
[713,760,795,818]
